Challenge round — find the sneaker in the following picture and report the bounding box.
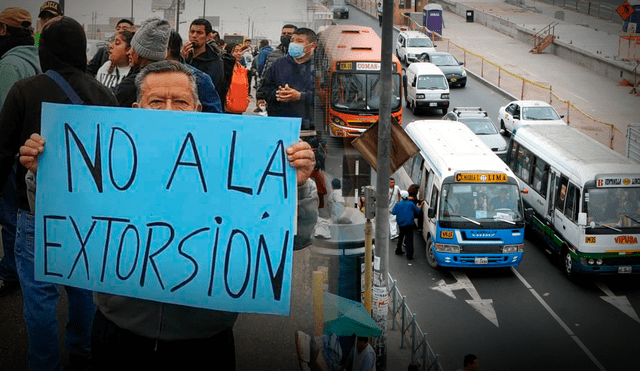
[0,278,19,297]
[395,249,405,255]
[407,256,414,260]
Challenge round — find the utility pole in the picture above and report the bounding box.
[59,0,65,13]
[203,0,206,18]
[175,0,182,33]
[131,0,134,19]
[372,0,394,370]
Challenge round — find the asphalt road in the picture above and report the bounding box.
[327,6,640,371]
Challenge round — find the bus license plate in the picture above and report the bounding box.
[619,266,632,274]
[475,257,488,265]
[429,103,437,107]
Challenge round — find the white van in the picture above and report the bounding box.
[395,30,436,66]
[403,62,449,115]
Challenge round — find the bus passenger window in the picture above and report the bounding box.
[555,175,569,213]
[517,147,533,184]
[430,186,439,213]
[508,142,519,174]
[531,157,549,197]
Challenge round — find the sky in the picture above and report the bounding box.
[3,0,310,43]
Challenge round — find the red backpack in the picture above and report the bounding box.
[225,62,250,114]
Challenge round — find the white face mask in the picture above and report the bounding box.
[288,42,306,58]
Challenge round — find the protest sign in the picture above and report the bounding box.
[35,103,301,315]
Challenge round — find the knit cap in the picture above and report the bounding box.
[130,17,170,62]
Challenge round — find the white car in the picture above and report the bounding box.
[498,100,566,134]
[395,30,436,66]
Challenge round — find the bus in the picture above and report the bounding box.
[507,124,640,277]
[402,120,526,268]
[315,25,402,138]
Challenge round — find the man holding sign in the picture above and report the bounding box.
[19,60,318,371]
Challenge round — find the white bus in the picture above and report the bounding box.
[507,124,640,277]
[402,120,527,268]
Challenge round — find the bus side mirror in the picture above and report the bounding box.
[428,207,436,218]
[513,115,520,120]
[577,212,587,226]
[525,208,533,222]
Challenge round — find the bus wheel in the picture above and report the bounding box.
[562,248,577,279]
[426,238,439,269]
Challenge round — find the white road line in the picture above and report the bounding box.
[511,267,607,371]
[595,281,640,323]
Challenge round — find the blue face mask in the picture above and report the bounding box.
[288,42,306,59]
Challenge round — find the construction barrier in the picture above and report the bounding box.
[619,35,640,62]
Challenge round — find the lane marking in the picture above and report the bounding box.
[430,271,499,327]
[511,267,607,371]
[595,281,640,323]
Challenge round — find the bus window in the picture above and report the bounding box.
[516,146,533,184]
[564,183,580,222]
[332,73,366,110]
[531,156,549,197]
[424,170,434,201]
[508,142,519,174]
[410,156,423,185]
[555,175,569,213]
[430,185,439,212]
[367,74,402,111]
[585,188,640,225]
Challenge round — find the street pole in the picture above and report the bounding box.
[372,0,394,370]
[203,0,206,18]
[59,0,65,13]
[176,0,181,33]
[131,0,133,19]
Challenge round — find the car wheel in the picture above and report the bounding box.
[562,247,578,279]
[426,237,439,268]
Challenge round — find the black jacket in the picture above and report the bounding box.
[186,43,225,102]
[0,33,117,211]
[115,66,142,108]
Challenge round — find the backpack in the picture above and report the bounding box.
[225,62,250,114]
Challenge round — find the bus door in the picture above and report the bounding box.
[546,169,561,224]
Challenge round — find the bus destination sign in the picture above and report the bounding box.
[356,62,381,71]
[455,173,507,183]
[596,175,640,187]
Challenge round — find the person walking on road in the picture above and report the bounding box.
[456,354,479,371]
[377,2,383,27]
[392,190,423,260]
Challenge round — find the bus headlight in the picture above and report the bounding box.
[436,244,460,253]
[588,258,595,265]
[596,258,603,265]
[441,93,449,99]
[331,116,346,127]
[503,244,523,253]
[416,94,425,99]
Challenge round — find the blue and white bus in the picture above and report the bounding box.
[402,120,526,268]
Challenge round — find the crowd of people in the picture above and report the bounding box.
[0,2,322,370]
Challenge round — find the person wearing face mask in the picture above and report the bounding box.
[257,27,317,133]
[255,24,296,109]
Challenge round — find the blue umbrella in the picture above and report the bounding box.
[323,292,382,337]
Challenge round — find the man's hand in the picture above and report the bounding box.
[20,133,45,174]
[276,85,302,102]
[287,141,315,186]
[181,41,195,59]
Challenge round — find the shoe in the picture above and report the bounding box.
[0,278,19,297]
[407,256,414,260]
[395,249,405,255]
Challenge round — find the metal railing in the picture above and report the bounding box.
[388,274,444,371]
[537,0,620,22]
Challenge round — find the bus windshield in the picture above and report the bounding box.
[331,72,402,112]
[440,183,523,223]
[584,187,640,227]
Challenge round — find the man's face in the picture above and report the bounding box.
[468,359,478,371]
[127,47,139,67]
[389,179,395,188]
[356,339,367,352]
[189,25,208,48]
[291,34,316,56]
[115,22,131,33]
[133,71,200,111]
[281,27,295,38]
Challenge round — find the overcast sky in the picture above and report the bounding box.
[3,0,306,42]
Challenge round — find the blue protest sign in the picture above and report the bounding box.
[35,103,301,315]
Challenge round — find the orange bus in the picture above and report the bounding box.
[315,25,402,137]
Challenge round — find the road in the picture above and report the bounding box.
[327,6,640,371]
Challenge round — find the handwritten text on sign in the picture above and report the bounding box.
[35,103,301,315]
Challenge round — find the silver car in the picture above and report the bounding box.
[443,107,508,160]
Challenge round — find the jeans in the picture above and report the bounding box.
[0,165,18,282]
[397,225,414,258]
[15,209,95,371]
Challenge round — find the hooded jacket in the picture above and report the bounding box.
[0,45,41,107]
[0,17,117,212]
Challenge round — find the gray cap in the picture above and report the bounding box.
[130,17,170,62]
